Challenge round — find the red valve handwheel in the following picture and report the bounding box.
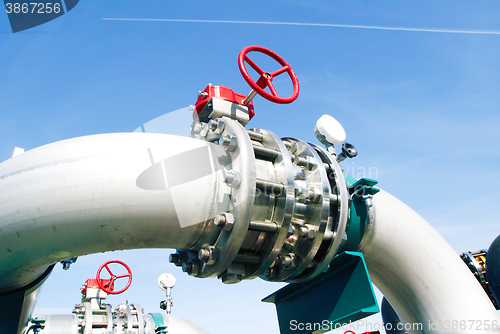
[238,45,300,104]
[96,260,132,295]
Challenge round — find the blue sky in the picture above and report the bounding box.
[1,1,500,333]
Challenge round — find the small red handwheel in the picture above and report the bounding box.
[238,45,300,104]
[96,260,132,294]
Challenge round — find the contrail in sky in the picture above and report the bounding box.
[102,18,500,35]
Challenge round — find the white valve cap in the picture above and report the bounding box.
[158,273,176,291]
[315,115,346,145]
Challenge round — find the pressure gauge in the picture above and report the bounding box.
[314,114,346,146]
[158,273,176,291]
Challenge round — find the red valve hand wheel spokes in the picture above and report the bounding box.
[96,260,132,294]
[238,45,300,104]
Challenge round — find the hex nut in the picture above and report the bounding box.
[224,170,242,188]
[222,212,235,231]
[305,187,322,203]
[169,251,186,267]
[169,253,179,264]
[208,119,218,131]
[182,262,192,273]
[219,135,238,152]
[214,119,225,134]
[182,260,199,276]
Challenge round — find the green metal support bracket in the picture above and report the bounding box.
[340,175,380,252]
[150,313,168,333]
[262,251,379,334]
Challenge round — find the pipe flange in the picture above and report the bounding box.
[304,143,350,278]
[194,117,256,279]
[244,129,296,280]
[271,138,331,282]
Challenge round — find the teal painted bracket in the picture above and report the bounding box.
[340,175,380,252]
[262,251,379,334]
[149,313,168,333]
[345,175,379,198]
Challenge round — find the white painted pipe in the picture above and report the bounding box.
[361,190,500,334]
[0,133,224,293]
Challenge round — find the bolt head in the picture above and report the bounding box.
[224,171,242,188]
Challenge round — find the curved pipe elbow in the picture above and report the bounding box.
[361,190,500,333]
[0,132,224,293]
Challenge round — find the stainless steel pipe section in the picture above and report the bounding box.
[0,133,224,293]
[363,190,500,334]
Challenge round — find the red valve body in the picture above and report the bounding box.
[193,84,255,120]
[81,278,114,294]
